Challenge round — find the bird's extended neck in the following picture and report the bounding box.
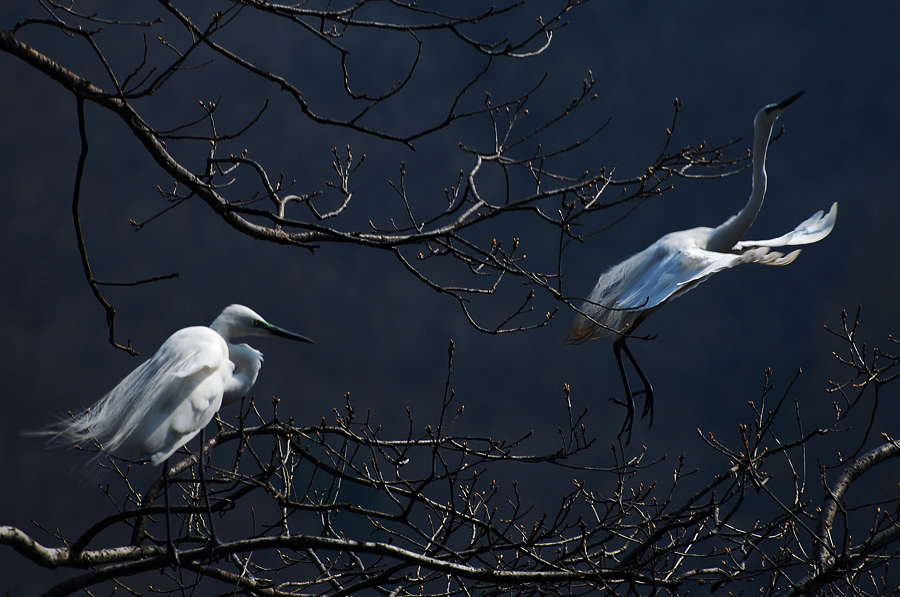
[705,116,774,253]
[210,318,237,342]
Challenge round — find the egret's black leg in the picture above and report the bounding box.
[616,337,655,426]
[611,336,655,444]
[198,428,249,573]
[163,460,181,567]
[612,337,637,444]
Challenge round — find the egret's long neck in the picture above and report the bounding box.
[705,117,774,252]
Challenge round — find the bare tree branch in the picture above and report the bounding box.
[1,2,753,335]
[4,315,900,595]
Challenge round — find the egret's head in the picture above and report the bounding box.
[754,91,804,130]
[211,304,313,344]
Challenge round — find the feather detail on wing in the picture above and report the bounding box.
[566,244,788,344]
[566,202,837,345]
[735,202,837,249]
[31,327,229,463]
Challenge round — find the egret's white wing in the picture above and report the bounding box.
[141,371,227,465]
[37,326,229,463]
[615,243,795,311]
[569,234,798,343]
[613,203,837,312]
[568,203,836,344]
[735,202,837,249]
[119,328,229,463]
[570,231,719,340]
[143,328,228,409]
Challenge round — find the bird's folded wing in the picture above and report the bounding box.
[118,332,226,431]
[735,202,837,249]
[165,346,225,379]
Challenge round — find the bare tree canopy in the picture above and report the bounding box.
[0,0,754,341]
[4,318,900,595]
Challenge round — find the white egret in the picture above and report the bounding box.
[566,92,837,443]
[36,304,312,561]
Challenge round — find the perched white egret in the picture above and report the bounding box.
[566,92,837,442]
[35,304,312,561]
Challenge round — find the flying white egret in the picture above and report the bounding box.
[35,304,312,561]
[566,92,837,443]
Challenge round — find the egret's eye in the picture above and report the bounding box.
[253,319,262,326]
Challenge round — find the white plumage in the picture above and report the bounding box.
[567,203,836,342]
[566,92,836,441]
[37,304,311,465]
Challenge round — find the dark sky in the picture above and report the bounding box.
[1,2,899,593]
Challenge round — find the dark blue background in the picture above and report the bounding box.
[1,2,898,592]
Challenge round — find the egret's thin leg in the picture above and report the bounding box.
[616,337,655,426]
[163,460,180,567]
[198,428,248,573]
[612,337,637,444]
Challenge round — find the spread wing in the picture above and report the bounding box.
[567,203,837,344]
[735,202,837,249]
[615,245,797,311]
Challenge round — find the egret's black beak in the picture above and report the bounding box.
[775,91,804,111]
[268,324,313,344]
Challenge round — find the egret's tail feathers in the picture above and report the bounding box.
[23,417,114,480]
[23,416,91,445]
[565,314,624,344]
[565,321,599,345]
